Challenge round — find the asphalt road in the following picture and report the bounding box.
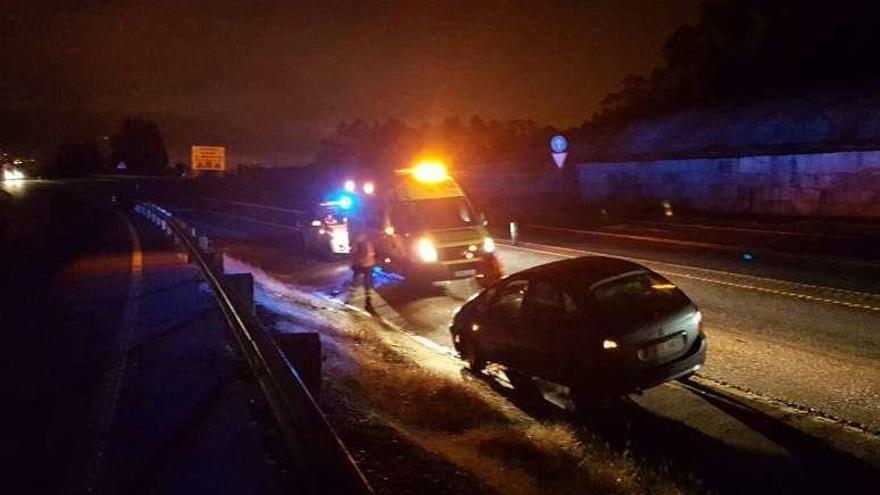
[174,198,880,427]
[0,180,289,494]
[169,197,880,492]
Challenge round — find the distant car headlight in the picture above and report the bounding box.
[3,168,24,181]
[483,237,495,253]
[602,339,618,350]
[416,237,438,263]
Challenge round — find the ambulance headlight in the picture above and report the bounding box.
[416,237,438,263]
[482,237,495,253]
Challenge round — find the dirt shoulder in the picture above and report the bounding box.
[245,259,698,495]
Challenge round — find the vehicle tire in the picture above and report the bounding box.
[321,247,336,262]
[461,336,486,373]
[676,371,696,383]
[291,230,305,247]
[570,386,608,411]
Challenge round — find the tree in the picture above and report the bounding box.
[110,118,169,175]
[307,116,558,174]
[590,0,880,130]
[42,141,106,178]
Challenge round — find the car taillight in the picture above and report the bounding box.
[693,310,705,335]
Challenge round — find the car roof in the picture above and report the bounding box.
[514,255,648,287]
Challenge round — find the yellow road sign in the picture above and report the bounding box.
[191,146,226,171]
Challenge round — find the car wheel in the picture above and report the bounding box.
[676,371,696,383]
[321,248,336,262]
[291,230,304,247]
[461,336,486,373]
[570,386,610,411]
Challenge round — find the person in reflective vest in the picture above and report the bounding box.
[350,233,376,311]
[477,252,503,288]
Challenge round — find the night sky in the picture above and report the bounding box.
[1,0,699,164]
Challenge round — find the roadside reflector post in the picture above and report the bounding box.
[510,221,519,246]
[275,332,322,398]
[225,273,255,315]
[204,250,224,274]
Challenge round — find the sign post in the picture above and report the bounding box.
[550,135,568,200]
[191,145,226,175]
[550,135,568,168]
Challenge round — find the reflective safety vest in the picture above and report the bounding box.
[351,237,376,268]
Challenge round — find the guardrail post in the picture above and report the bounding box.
[225,273,255,315]
[204,250,224,274]
[276,333,322,398]
[132,201,372,493]
[510,221,519,245]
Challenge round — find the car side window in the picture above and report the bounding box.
[523,279,581,325]
[488,279,528,319]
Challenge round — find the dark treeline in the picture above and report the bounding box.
[308,116,564,177]
[312,0,880,172]
[42,118,172,178]
[585,0,880,135]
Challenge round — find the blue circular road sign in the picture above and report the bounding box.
[550,135,568,153]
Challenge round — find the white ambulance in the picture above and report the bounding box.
[350,161,497,283]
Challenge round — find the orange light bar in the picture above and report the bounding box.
[411,160,448,183]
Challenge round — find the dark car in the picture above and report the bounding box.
[449,256,706,403]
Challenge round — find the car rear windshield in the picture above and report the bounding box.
[590,272,690,334]
[392,197,476,231]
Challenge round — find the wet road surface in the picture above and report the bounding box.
[0,181,290,494]
[167,198,880,493]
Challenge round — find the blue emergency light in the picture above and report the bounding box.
[337,194,354,210]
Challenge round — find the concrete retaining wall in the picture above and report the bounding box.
[577,150,880,218]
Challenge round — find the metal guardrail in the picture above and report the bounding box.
[134,202,373,494]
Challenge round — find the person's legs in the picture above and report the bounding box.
[364,267,374,291]
[363,267,376,313]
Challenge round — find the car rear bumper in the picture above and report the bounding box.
[409,260,484,281]
[582,334,707,395]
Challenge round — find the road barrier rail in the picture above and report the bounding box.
[133,201,373,494]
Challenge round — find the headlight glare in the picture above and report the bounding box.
[416,237,438,262]
[483,237,495,253]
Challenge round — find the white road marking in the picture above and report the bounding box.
[530,224,880,269]
[503,241,880,312]
[198,196,305,214]
[628,219,858,240]
[82,211,143,493]
[185,208,294,230]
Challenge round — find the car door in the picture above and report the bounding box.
[476,277,530,365]
[516,277,583,382]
